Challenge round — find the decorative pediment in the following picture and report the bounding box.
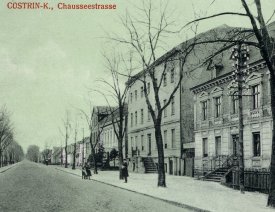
[198,91,208,98]
[245,72,263,84]
[210,86,223,94]
[227,80,237,90]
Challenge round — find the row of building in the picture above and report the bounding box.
[49,23,275,181]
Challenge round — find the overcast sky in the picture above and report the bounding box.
[0,0,274,152]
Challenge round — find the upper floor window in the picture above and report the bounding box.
[130,113,133,127]
[147,82,150,94]
[170,68,174,83]
[202,101,207,120]
[164,130,167,149]
[253,132,261,157]
[232,92,239,114]
[147,107,151,121]
[171,96,175,115]
[163,73,167,87]
[171,129,175,148]
[135,90,138,101]
[141,109,144,124]
[163,99,167,117]
[214,97,221,118]
[130,93,133,103]
[252,85,260,109]
[135,111,137,126]
[140,87,144,98]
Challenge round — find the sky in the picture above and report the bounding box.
[0,0,274,152]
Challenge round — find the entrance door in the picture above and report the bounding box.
[147,134,151,156]
[169,159,173,175]
[232,135,239,156]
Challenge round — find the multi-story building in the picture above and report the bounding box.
[191,45,273,177]
[126,53,185,175]
[91,106,128,167]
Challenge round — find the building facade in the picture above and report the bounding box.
[192,58,272,176]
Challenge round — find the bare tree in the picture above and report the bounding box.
[72,118,78,170]
[0,106,14,167]
[97,51,133,179]
[59,111,71,168]
[109,0,196,186]
[181,0,275,202]
[26,145,40,162]
[78,102,110,174]
[6,141,24,164]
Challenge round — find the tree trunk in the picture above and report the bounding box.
[118,136,123,180]
[267,58,275,206]
[72,143,76,170]
[154,121,166,187]
[0,149,2,168]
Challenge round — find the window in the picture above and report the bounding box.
[147,82,150,94]
[171,96,175,115]
[131,137,133,150]
[171,129,175,148]
[170,68,174,83]
[141,109,144,124]
[203,138,208,157]
[135,136,138,150]
[135,90,138,101]
[215,136,221,156]
[130,113,133,127]
[147,107,151,121]
[141,135,144,151]
[164,130,167,149]
[130,93,133,103]
[252,85,260,109]
[232,92,239,114]
[202,101,207,120]
[163,99,167,117]
[253,132,261,157]
[135,111,137,126]
[163,73,167,87]
[214,97,221,118]
[140,87,144,98]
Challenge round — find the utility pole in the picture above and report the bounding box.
[231,41,250,193]
[82,128,84,166]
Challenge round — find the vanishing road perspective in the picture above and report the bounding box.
[0,160,191,212]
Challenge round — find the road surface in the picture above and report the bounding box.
[0,161,193,212]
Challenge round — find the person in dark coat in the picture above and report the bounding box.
[85,162,92,180]
[122,161,129,183]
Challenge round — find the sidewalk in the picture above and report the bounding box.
[54,166,273,212]
[0,162,18,173]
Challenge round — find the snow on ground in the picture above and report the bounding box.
[54,166,274,212]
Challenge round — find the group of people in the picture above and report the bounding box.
[81,160,129,183]
[82,162,92,180]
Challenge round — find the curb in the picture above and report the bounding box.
[55,167,210,212]
[0,164,17,173]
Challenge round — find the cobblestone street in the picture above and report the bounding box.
[0,161,192,212]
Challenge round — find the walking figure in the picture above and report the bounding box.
[85,162,92,180]
[122,160,129,183]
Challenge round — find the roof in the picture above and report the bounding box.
[126,21,275,89]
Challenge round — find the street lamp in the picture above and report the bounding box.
[230,41,250,193]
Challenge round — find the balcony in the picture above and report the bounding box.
[250,109,260,118]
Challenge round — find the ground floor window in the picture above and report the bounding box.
[202,138,208,157]
[253,132,261,157]
[215,136,221,156]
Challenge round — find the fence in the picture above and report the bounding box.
[231,168,270,193]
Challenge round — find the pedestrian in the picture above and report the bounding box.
[85,162,92,180]
[122,160,129,183]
